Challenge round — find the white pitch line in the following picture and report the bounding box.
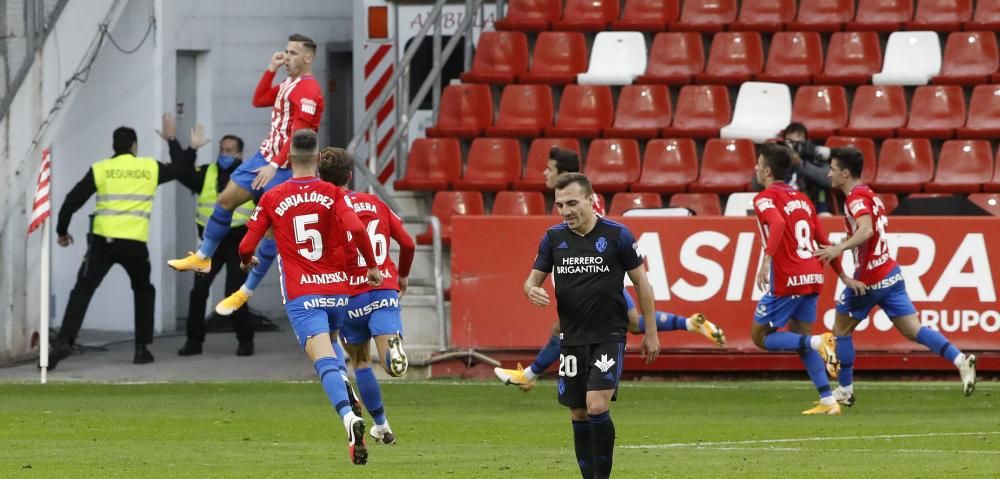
[666,446,1000,455]
[621,431,1000,449]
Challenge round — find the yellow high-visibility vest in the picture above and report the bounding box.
[196,163,256,228]
[91,154,158,242]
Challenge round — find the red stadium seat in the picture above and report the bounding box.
[695,32,764,85]
[518,32,588,85]
[877,193,900,214]
[847,0,914,31]
[632,138,698,193]
[871,138,934,193]
[453,138,522,191]
[897,85,966,139]
[791,86,848,140]
[669,193,722,216]
[905,0,972,31]
[814,31,882,85]
[826,136,877,183]
[545,85,614,138]
[788,0,855,31]
[493,191,547,215]
[756,31,824,85]
[417,191,485,246]
[608,192,664,216]
[494,0,562,31]
[604,84,672,139]
[636,32,705,85]
[932,32,999,85]
[839,85,907,138]
[925,140,993,193]
[513,138,581,191]
[987,149,1000,192]
[690,138,755,193]
[424,84,492,138]
[584,139,642,192]
[486,85,553,138]
[662,85,731,139]
[732,0,797,32]
[394,138,461,191]
[671,0,737,32]
[613,0,680,31]
[554,0,619,31]
[460,31,529,84]
[957,84,1000,140]
[967,0,1000,29]
[968,193,1000,216]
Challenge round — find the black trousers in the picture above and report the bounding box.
[58,235,155,346]
[185,226,254,343]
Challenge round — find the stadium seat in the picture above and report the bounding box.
[453,138,522,191]
[669,193,723,216]
[967,0,1000,30]
[847,0,914,31]
[872,31,941,86]
[871,138,934,193]
[826,136,877,183]
[486,85,554,138]
[636,32,705,85]
[494,0,562,31]
[957,84,1000,140]
[631,138,698,193]
[577,31,647,85]
[460,31,529,84]
[545,85,614,138]
[518,32,588,85]
[604,84,672,139]
[584,139,642,192]
[671,0,737,32]
[417,191,485,246]
[553,0,619,31]
[791,86,848,140]
[788,0,855,31]
[492,191,546,215]
[814,31,883,85]
[695,32,764,85]
[877,193,900,214]
[925,140,993,193]
[931,32,999,85]
[513,138,581,191]
[393,138,462,191]
[731,0,796,32]
[613,0,680,31]
[967,193,1000,216]
[897,85,965,139]
[608,192,664,216]
[838,85,907,138]
[905,0,972,31]
[424,84,493,138]
[662,85,731,139]
[690,138,756,193]
[720,82,791,144]
[756,31,824,85]
[987,149,1000,192]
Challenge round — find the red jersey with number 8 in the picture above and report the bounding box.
[844,184,897,285]
[753,182,826,296]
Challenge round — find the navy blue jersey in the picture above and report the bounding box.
[533,218,644,346]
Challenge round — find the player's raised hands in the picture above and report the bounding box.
[526,286,550,307]
[268,52,286,72]
[155,112,176,141]
[640,333,660,365]
[367,266,383,287]
[190,124,209,149]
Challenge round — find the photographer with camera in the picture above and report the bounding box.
[751,122,833,214]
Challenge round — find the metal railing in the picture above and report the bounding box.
[0,0,70,119]
[402,215,446,352]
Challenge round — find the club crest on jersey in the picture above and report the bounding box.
[594,354,615,372]
[595,237,607,253]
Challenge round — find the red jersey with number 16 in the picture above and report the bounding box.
[753,182,826,296]
[844,184,897,285]
[341,191,416,295]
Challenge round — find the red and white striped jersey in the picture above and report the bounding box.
[253,70,324,168]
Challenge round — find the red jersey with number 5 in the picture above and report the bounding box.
[753,182,826,296]
[341,191,416,294]
[844,184,896,285]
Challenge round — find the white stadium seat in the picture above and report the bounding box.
[719,82,791,143]
[577,31,647,85]
[724,192,758,217]
[872,31,942,86]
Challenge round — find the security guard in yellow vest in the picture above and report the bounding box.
[165,124,257,357]
[51,125,181,369]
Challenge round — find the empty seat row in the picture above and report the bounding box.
[463,30,1000,87]
[496,0,1000,33]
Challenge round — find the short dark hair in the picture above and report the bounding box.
[759,143,793,181]
[289,129,318,165]
[554,172,593,197]
[112,126,137,155]
[783,122,809,139]
[830,147,865,179]
[288,33,317,54]
[549,147,580,174]
[220,134,244,153]
[318,147,353,186]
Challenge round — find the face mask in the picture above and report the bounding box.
[217,154,236,170]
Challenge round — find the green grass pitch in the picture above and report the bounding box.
[1,380,997,478]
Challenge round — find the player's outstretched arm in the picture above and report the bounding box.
[388,208,415,278]
[628,265,659,364]
[239,202,271,268]
[523,270,550,307]
[251,53,284,107]
[815,214,873,262]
